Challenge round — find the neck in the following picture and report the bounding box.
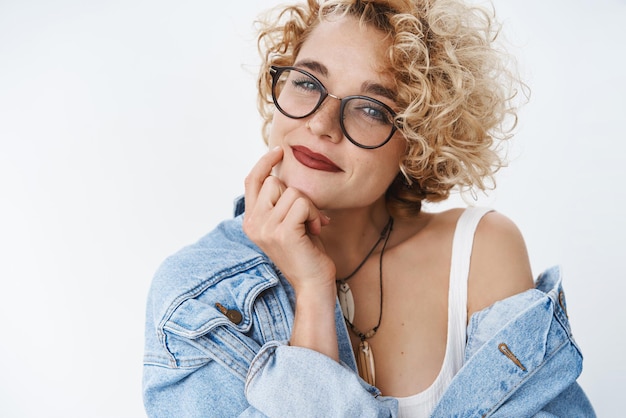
[319,201,392,278]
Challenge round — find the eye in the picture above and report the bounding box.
[351,100,393,125]
[363,106,386,121]
[291,77,321,93]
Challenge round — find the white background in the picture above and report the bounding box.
[0,0,624,416]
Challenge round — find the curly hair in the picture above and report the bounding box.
[256,0,524,216]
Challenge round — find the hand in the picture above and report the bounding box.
[243,147,340,360]
[243,147,336,294]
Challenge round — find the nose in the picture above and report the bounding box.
[305,95,344,143]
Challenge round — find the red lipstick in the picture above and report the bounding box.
[292,146,342,172]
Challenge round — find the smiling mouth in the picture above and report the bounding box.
[291,146,342,172]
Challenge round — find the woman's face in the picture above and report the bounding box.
[268,15,406,211]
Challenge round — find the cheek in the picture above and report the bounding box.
[355,153,401,190]
[267,134,279,149]
[267,117,280,148]
[267,112,297,148]
[381,139,405,174]
[353,135,404,171]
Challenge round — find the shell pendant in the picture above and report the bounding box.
[357,340,376,386]
[337,281,355,323]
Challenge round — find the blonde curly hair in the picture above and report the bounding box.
[256,0,524,216]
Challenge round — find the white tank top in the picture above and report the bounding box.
[396,207,492,418]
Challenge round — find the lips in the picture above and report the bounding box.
[291,146,342,172]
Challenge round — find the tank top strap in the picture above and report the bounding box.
[447,206,493,366]
[395,207,494,417]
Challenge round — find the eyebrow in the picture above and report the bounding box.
[361,81,397,103]
[294,59,329,77]
[293,59,398,103]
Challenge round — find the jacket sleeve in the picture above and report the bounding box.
[143,213,398,417]
[532,381,596,418]
[143,357,265,417]
[431,267,595,417]
[143,335,397,417]
[143,262,398,417]
[245,341,398,417]
[143,308,267,418]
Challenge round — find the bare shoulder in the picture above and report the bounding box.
[467,211,534,318]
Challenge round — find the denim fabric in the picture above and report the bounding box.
[143,215,595,417]
[431,266,595,417]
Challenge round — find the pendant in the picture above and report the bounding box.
[356,340,376,386]
[337,281,355,323]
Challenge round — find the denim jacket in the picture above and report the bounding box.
[143,210,595,417]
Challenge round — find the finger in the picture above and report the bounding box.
[244,175,287,243]
[244,147,283,213]
[271,188,331,236]
[280,193,328,237]
[305,207,327,236]
[257,175,285,210]
[267,186,302,227]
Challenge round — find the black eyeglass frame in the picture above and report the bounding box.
[269,65,400,150]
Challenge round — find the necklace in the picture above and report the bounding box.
[335,217,393,386]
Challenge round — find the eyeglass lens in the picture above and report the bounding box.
[272,67,396,148]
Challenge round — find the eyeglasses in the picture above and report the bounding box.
[270,66,399,149]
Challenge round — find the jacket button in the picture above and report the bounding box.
[226,310,243,324]
[215,302,243,325]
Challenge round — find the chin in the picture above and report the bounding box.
[278,174,328,207]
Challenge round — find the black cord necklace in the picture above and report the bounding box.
[335,216,393,386]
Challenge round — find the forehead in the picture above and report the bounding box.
[296,16,394,84]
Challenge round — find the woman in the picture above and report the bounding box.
[143,0,595,416]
